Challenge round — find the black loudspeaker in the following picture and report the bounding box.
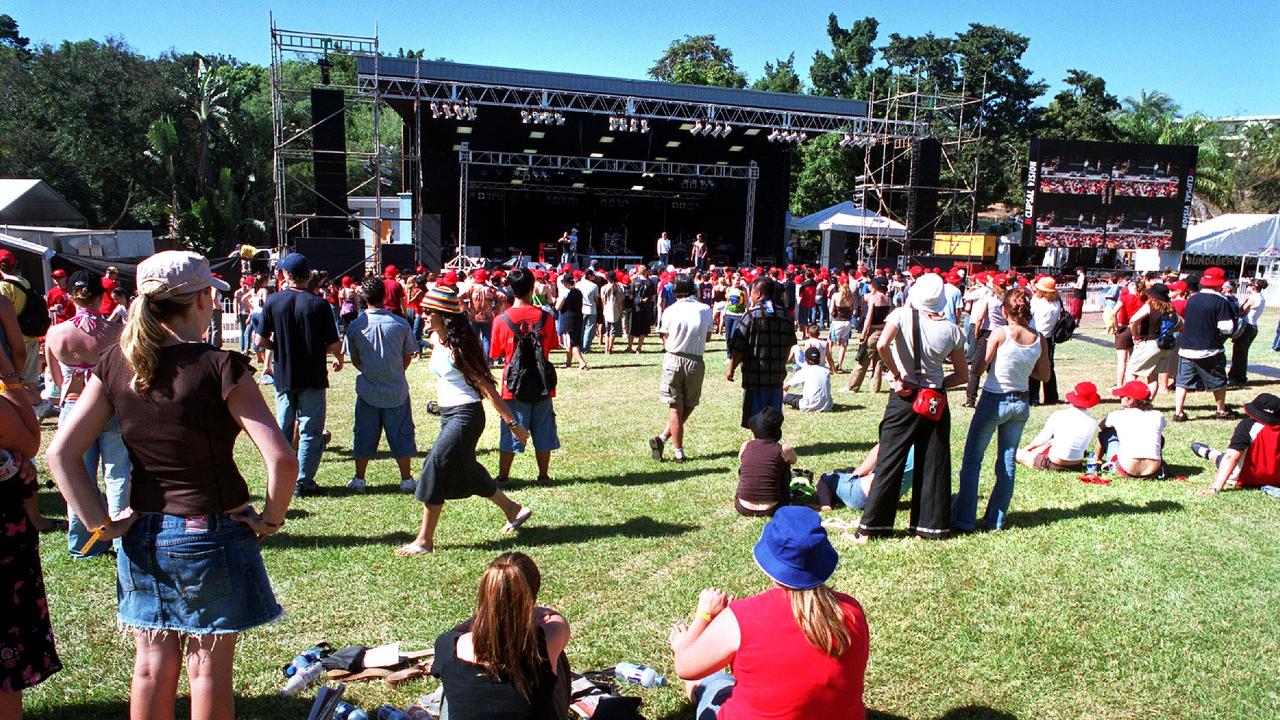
[380,244,416,273]
[418,213,443,270]
[311,88,349,237]
[906,137,941,241]
[294,238,366,280]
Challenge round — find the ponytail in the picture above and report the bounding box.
[120,282,200,393]
[787,585,852,657]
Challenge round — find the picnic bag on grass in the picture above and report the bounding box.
[909,308,947,422]
[502,310,558,403]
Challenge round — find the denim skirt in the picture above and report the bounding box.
[117,512,282,635]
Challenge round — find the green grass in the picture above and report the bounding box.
[24,312,1280,720]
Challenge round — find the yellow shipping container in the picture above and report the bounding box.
[934,233,996,257]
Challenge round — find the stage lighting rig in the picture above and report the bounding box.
[523,109,564,126]
[433,100,477,121]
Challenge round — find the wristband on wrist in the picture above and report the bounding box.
[697,611,713,623]
[262,517,284,528]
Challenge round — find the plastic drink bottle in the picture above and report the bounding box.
[614,662,666,688]
[284,644,328,677]
[333,701,369,720]
[0,449,18,482]
[375,706,411,720]
[280,661,325,696]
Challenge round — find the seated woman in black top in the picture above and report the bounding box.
[434,552,571,720]
[734,407,798,517]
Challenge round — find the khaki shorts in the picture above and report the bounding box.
[659,354,706,408]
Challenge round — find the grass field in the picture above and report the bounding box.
[23,312,1280,720]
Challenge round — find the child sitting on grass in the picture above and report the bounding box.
[783,347,833,413]
[816,443,914,512]
[735,407,797,517]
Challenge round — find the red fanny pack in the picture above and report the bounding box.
[909,308,947,421]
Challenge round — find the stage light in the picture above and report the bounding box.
[521,110,531,124]
[629,117,638,133]
[452,103,463,117]
[720,123,733,138]
[640,119,650,133]
[691,120,704,135]
[608,117,618,131]
[429,102,441,119]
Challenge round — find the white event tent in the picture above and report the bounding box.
[789,201,905,267]
[1184,213,1280,257]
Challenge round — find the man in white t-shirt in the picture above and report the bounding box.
[650,274,712,462]
[784,346,833,412]
[1017,381,1101,471]
[576,268,601,353]
[656,231,672,267]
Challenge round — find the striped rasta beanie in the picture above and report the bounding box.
[422,285,464,315]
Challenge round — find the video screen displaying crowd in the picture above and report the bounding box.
[1034,210,1177,249]
[1,237,1277,719]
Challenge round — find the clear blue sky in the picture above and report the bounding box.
[9,0,1279,117]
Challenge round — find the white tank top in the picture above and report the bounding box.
[429,343,482,407]
[983,333,1042,393]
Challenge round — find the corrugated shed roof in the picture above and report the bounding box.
[358,56,867,118]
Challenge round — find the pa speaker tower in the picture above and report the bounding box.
[311,87,349,237]
[906,137,941,242]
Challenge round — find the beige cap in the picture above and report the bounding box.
[137,251,230,300]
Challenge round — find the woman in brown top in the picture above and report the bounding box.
[847,276,892,392]
[734,407,797,516]
[48,251,298,720]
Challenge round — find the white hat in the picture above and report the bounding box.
[137,251,230,300]
[908,273,947,313]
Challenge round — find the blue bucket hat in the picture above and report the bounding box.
[752,507,838,590]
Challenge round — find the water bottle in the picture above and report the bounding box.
[333,701,369,720]
[614,662,666,688]
[280,661,326,696]
[0,449,18,483]
[375,706,411,720]
[283,644,328,677]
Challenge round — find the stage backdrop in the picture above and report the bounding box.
[1021,139,1198,252]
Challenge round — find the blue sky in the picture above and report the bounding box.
[9,1,1279,117]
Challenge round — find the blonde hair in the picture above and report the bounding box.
[120,281,201,393]
[787,585,852,657]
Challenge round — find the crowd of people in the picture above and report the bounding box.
[1,241,1278,719]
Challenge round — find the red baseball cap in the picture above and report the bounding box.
[908,265,925,278]
[51,268,67,279]
[0,249,15,266]
[472,268,489,282]
[1112,381,1151,402]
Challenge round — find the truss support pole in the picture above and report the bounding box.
[743,161,759,264]
[458,142,470,257]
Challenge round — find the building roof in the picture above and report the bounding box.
[358,56,868,118]
[0,179,89,228]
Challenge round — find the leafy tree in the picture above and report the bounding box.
[752,54,802,94]
[1040,69,1120,141]
[0,14,28,51]
[1122,89,1178,118]
[648,34,747,88]
[790,134,861,216]
[809,15,881,99]
[880,32,957,92]
[182,57,231,201]
[142,117,183,240]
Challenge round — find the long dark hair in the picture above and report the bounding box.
[472,552,544,702]
[439,311,494,390]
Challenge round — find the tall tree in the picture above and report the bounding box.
[809,15,881,99]
[0,14,29,51]
[648,34,746,88]
[1040,69,1121,141]
[182,57,230,201]
[751,54,802,94]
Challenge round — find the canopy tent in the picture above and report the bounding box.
[788,201,906,237]
[0,179,88,228]
[1184,214,1280,257]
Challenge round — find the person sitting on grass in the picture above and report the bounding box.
[734,407,798,517]
[433,552,572,720]
[669,507,869,720]
[1016,382,1101,472]
[783,346,833,413]
[789,325,834,370]
[1096,381,1167,479]
[1193,392,1280,495]
[816,443,913,512]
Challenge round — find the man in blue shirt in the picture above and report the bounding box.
[256,253,343,496]
[344,276,419,493]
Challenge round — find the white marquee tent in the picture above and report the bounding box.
[1184,213,1280,257]
[789,201,905,267]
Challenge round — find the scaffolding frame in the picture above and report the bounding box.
[269,17,421,271]
[854,73,987,268]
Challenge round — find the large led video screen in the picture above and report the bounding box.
[1021,139,1198,251]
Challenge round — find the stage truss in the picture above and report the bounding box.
[855,73,986,268]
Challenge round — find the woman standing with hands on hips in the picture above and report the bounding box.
[397,285,533,556]
[47,251,298,720]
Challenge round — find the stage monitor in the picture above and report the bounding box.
[1021,138,1197,252]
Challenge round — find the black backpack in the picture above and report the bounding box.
[501,310,558,403]
[1050,300,1077,344]
[1155,311,1179,350]
[2,278,51,337]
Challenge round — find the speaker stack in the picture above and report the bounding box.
[311,87,349,238]
[905,137,942,246]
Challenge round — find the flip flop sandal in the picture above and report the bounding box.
[502,507,533,534]
[395,543,432,556]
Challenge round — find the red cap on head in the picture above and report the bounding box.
[1066,382,1102,409]
[439,270,459,286]
[1200,266,1226,288]
[0,249,15,266]
[341,276,353,288]
[908,265,925,278]
[51,268,67,279]
[383,265,398,279]
[416,265,426,274]
[472,268,489,283]
[1112,380,1152,402]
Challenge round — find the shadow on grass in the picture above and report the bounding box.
[553,466,717,487]
[790,440,876,457]
[457,515,696,550]
[1011,498,1182,530]
[32,693,313,720]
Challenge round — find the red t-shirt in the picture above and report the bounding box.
[100,276,118,315]
[1172,298,1188,317]
[488,305,560,400]
[382,279,406,312]
[46,287,73,323]
[722,587,868,720]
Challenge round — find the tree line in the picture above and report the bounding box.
[0,13,1276,257]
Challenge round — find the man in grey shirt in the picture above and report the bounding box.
[576,268,601,353]
[344,276,419,493]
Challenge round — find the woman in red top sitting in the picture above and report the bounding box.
[669,506,869,720]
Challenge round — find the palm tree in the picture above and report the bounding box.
[1121,89,1178,119]
[144,116,183,240]
[180,57,230,201]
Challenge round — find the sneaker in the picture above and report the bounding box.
[1190,442,1211,460]
[536,475,553,486]
[1214,408,1239,420]
[399,477,416,493]
[673,448,686,463]
[1172,412,1190,422]
[649,435,665,461]
[294,481,321,497]
[347,477,367,493]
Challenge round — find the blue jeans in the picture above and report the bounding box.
[238,313,252,353]
[471,320,492,358]
[275,387,327,486]
[61,403,132,558]
[951,390,1030,531]
[723,315,741,358]
[582,315,598,353]
[692,671,736,720]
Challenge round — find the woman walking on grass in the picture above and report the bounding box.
[950,288,1050,532]
[48,251,298,720]
[847,276,892,392]
[398,285,533,556]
